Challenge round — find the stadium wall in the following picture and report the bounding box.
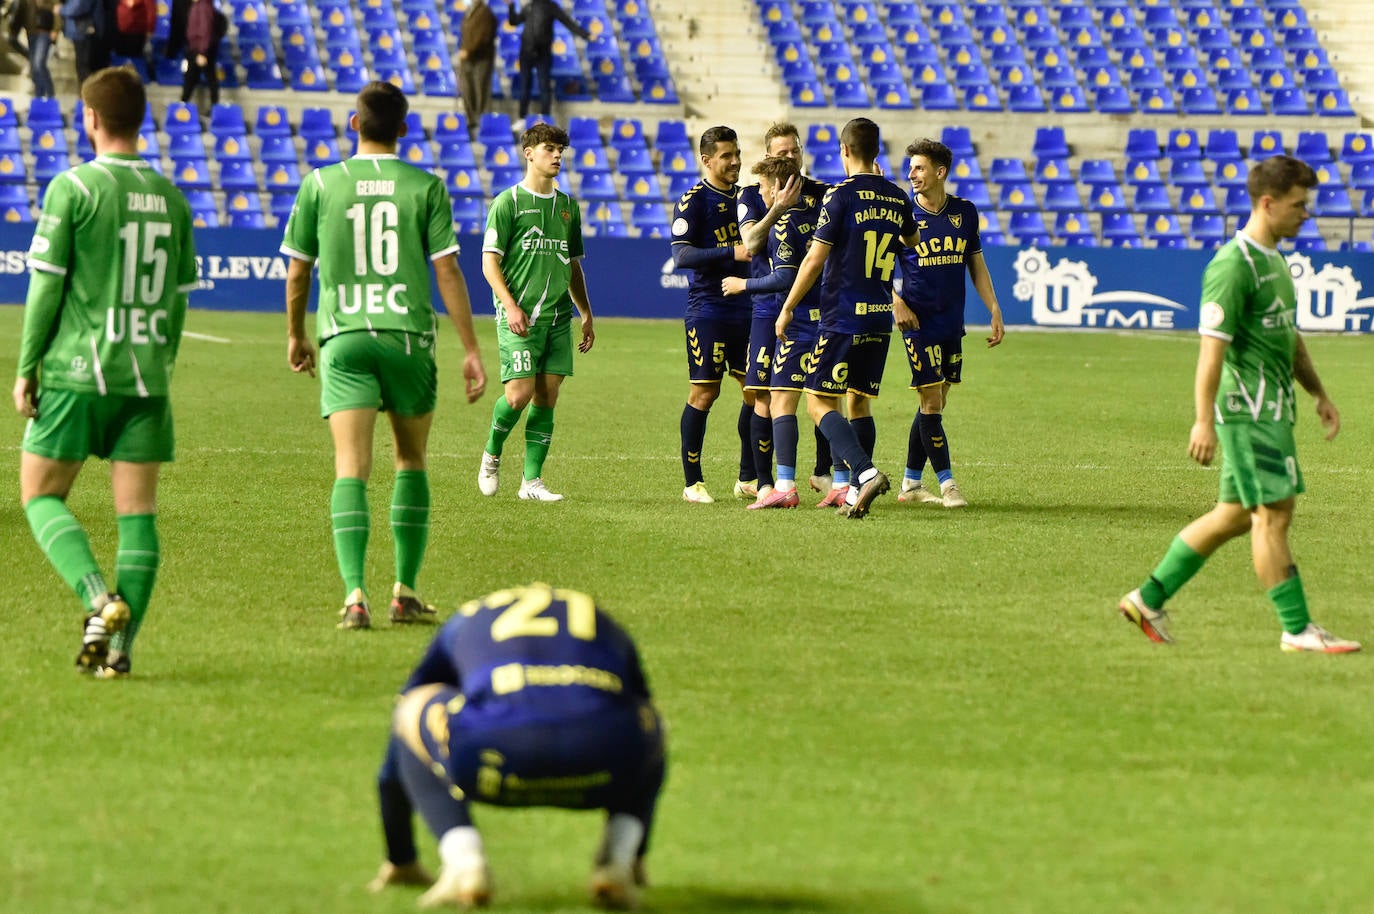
[0,225,1370,333]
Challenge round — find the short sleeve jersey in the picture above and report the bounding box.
[736,183,771,305]
[280,154,459,342]
[401,586,651,727]
[767,195,825,328]
[26,154,196,397]
[812,173,917,334]
[483,182,584,330]
[896,193,982,340]
[1198,233,1298,426]
[671,179,748,321]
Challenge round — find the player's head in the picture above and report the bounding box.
[839,118,880,172]
[752,155,800,208]
[80,67,145,147]
[905,138,952,198]
[353,81,409,146]
[763,123,802,163]
[1247,154,1317,241]
[521,122,570,178]
[699,126,741,187]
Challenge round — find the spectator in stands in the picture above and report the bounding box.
[9,0,60,97]
[61,0,110,85]
[111,0,154,65]
[457,0,495,137]
[507,0,589,128]
[166,0,226,113]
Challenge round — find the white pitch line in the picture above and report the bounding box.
[184,331,232,343]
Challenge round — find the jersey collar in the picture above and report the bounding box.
[351,154,400,161]
[1235,230,1279,256]
[95,153,150,168]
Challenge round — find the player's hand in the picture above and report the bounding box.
[732,245,751,263]
[578,314,595,353]
[367,860,435,893]
[462,351,487,403]
[1315,396,1340,440]
[1188,420,1217,466]
[775,309,793,342]
[773,175,801,212]
[13,375,37,418]
[721,276,746,296]
[893,298,919,332]
[288,336,316,377]
[504,303,530,337]
[986,313,1005,347]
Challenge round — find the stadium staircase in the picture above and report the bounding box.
[1303,0,1374,123]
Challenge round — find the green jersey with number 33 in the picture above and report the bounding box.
[23,153,197,397]
[483,183,584,330]
[280,154,459,342]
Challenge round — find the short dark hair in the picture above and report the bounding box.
[904,138,952,173]
[1247,154,1318,203]
[763,122,801,150]
[355,81,408,144]
[699,125,737,157]
[521,122,570,150]
[81,67,145,139]
[752,155,800,185]
[839,118,880,162]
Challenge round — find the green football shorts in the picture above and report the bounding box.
[23,389,174,462]
[319,330,437,418]
[498,320,574,383]
[1217,421,1304,508]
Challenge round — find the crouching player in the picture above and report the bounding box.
[371,584,667,910]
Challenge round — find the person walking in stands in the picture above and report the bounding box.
[11,0,60,97]
[61,0,109,85]
[456,0,495,137]
[507,0,589,128]
[166,0,225,112]
[111,0,154,65]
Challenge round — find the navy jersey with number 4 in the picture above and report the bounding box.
[402,585,651,726]
[896,194,982,340]
[813,173,917,334]
[672,180,748,321]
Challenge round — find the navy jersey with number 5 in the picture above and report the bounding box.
[671,181,748,321]
[402,585,651,725]
[896,194,981,340]
[812,173,917,334]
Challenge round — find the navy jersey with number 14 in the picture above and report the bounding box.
[812,173,916,334]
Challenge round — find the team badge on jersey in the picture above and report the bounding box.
[949,214,962,229]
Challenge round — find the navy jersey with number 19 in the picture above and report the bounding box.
[896,194,981,341]
[812,173,916,334]
[671,180,748,322]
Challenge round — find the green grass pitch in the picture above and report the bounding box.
[1,305,1372,914]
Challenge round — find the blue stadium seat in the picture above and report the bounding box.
[305,137,342,169]
[173,158,212,191]
[164,102,200,135]
[953,62,991,89]
[1249,129,1284,158]
[1257,66,1297,93]
[1295,131,1333,166]
[875,82,913,109]
[1340,132,1374,165]
[1134,183,1172,214]
[1148,216,1188,249]
[990,157,1028,183]
[477,112,513,147]
[1351,162,1374,191]
[1222,184,1250,217]
[1079,159,1117,185]
[483,143,519,173]
[579,171,618,201]
[833,81,870,108]
[807,124,838,150]
[1032,127,1070,160]
[1281,26,1319,51]
[1040,64,1078,89]
[1126,158,1162,187]
[168,131,207,161]
[218,159,259,192]
[1166,128,1202,161]
[1215,159,1248,189]
[1128,65,1166,92]
[624,173,663,202]
[1050,86,1091,112]
[1301,67,1341,91]
[1225,88,1266,115]
[1270,87,1310,115]
[1292,236,1326,253]
[1169,159,1209,188]
[1164,50,1202,76]
[1315,89,1355,117]
[1312,186,1356,218]
[1190,214,1227,247]
[1181,87,1221,114]
[26,96,63,130]
[964,85,1002,111]
[811,150,844,182]
[1311,163,1343,188]
[1215,69,1254,93]
[1034,157,1070,185]
[0,125,19,154]
[1101,213,1141,245]
[1053,210,1090,238]
[1178,185,1219,216]
[952,179,990,208]
[214,133,251,162]
[1043,182,1082,212]
[922,84,960,111]
[1083,65,1121,90]
[1008,86,1046,112]
[1137,87,1176,113]
[264,160,301,193]
[1008,207,1048,239]
[445,166,483,198]
[941,126,975,159]
[1094,87,1134,113]
[660,148,695,177]
[997,181,1038,212]
[0,151,27,184]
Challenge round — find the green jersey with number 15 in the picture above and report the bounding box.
[23,153,196,397]
[280,154,459,342]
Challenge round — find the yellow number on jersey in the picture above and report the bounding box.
[487,585,597,642]
[862,230,896,282]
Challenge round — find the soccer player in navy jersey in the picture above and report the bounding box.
[893,138,1005,509]
[370,584,666,910]
[724,154,825,508]
[671,126,754,504]
[776,118,919,519]
[737,122,841,504]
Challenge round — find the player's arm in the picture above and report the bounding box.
[966,251,1004,347]
[775,238,829,341]
[1294,334,1339,440]
[13,270,65,417]
[435,253,487,404]
[1188,335,1228,466]
[284,256,317,377]
[671,240,749,268]
[481,248,529,337]
[569,259,594,353]
[724,265,791,296]
[740,177,801,254]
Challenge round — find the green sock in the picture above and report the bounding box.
[331,478,369,600]
[1268,571,1311,635]
[1140,536,1207,608]
[485,396,525,457]
[24,495,107,611]
[391,470,430,591]
[110,514,158,654]
[524,404,555,481]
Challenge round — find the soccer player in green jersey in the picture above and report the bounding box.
[1119,155,1359,653]
[13,67,197,678]
[282,82,488,631]
[477,122,594,502]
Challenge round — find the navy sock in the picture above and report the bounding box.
[393,736,473,840]
[680,403,708,485]
[812,425,831,477]
[819,411,873,477]
[378,739,420,865]
[774,414,800,483]
[751,411,774,489]
[850,415,876,459]
[737,402,753,481]
[920,412,951,480]
[906,413,928,478]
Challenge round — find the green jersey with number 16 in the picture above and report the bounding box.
[22,154,196,397]
[280,154,459,343]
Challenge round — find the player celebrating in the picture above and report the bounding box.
[1118,155,1359,653]
[723,154,824,509]
[776,118,918,519]
[14,67,197,679]
[893,138,1005,509]
[282,81,487,630]
[671,125,753,504]
[369,583,667,910]
[477,122,595,502]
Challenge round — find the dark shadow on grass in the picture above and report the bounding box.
[504,885,926,914]
[929,501,1197,522]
